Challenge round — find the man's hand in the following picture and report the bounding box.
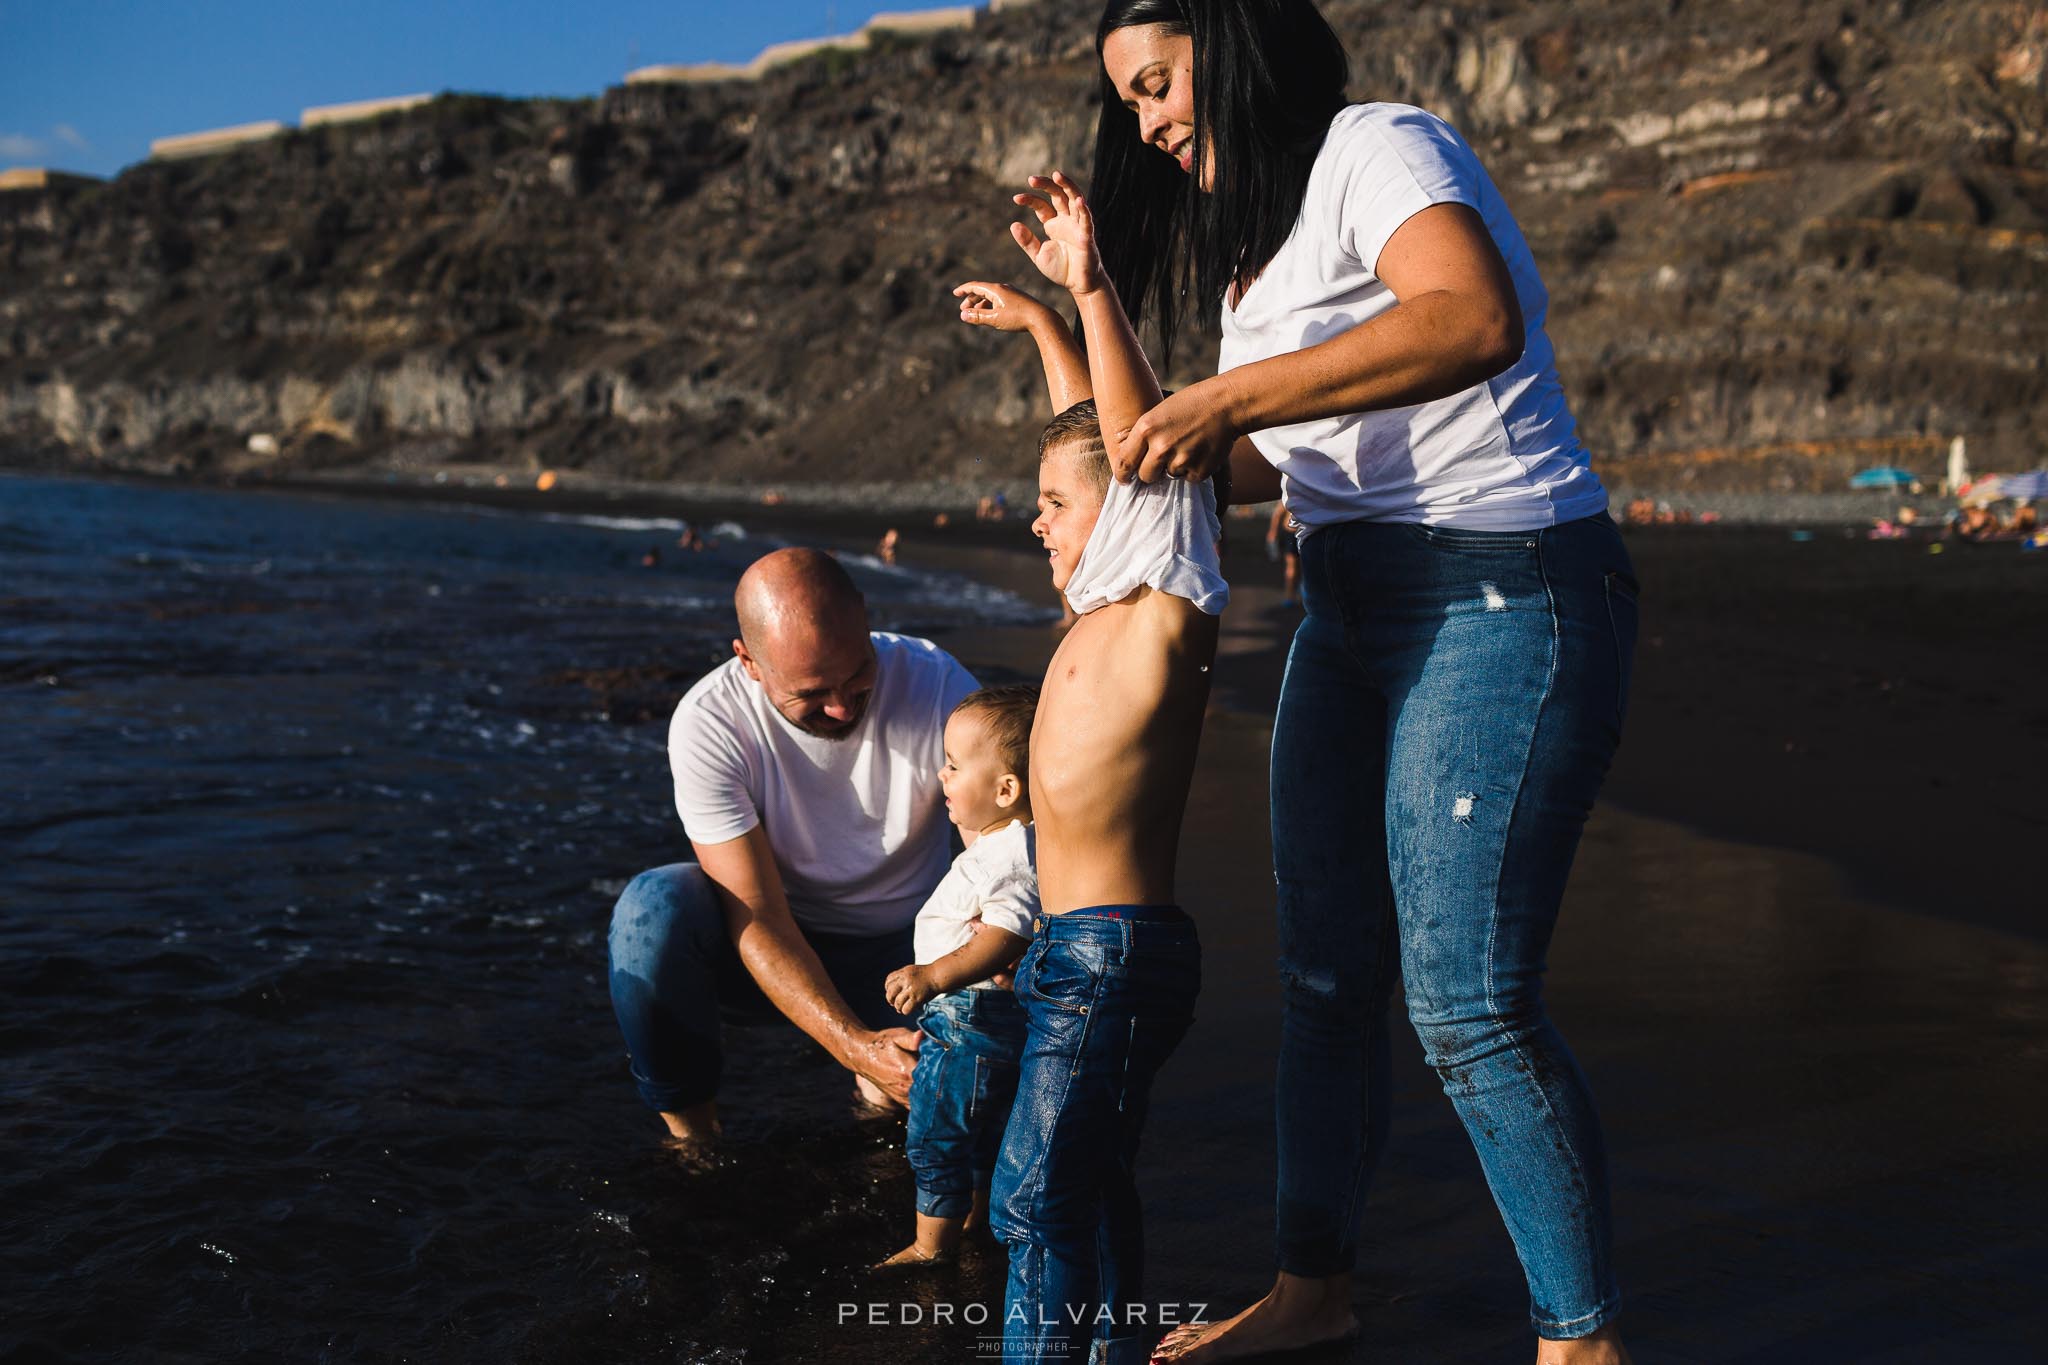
[847,1026,921,1107]
[884,963,941,1017]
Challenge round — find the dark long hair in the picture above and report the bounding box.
[1090,0,1350,367]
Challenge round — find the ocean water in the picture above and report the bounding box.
[0,474,1043,1363]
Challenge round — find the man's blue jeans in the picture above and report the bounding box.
[1272,513,1637,1339]
[605,863,913,1112]
[989,907,1201,1365]
[905,987,1028,1219]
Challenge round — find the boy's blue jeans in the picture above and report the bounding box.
[605,863,912,1112]
[989,907,1201,1365]
[1273,513,1637,1339]
[905,987,1029,1219]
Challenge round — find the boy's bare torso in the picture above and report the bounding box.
[1030,586,1220,914]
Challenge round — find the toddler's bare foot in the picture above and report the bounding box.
[874,1242,954,1269]
[874,1211,963,1269]
[1151,1273,1358,1364]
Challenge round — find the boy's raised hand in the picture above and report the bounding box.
[953,280,1052,332]
[1011,171,1105,298]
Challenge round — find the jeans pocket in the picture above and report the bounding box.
[1403,522,1542,553]
[1603,569,1640,728]
[968,1052,1019,1122]
[1022,939,1101,1015]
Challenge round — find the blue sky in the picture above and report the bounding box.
[0,1,975,178]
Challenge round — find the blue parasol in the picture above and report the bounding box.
[1849,466,1918,489]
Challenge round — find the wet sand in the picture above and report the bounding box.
[45,468,2039,1360]
[653,522,2045,1363]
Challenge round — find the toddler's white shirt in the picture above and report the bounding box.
[1062,475,1230,616]
[911,820,1039,990]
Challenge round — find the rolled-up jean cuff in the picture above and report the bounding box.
[1533,1294,1621,1340]
[915,1187,974,1219]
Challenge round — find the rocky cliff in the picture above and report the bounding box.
[3,0,2044,495]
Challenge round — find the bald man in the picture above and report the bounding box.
[607,548,981,1154]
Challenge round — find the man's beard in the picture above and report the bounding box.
[792,694,868,740]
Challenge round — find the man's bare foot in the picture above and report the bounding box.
[1151,1273,1358,1364]
[656,1104,723,1171]
[1535,1324,1631,1365]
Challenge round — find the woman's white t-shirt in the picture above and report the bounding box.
[1217,103,1608,533]
[668,632,980,936]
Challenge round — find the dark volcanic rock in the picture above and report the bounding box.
[1,0,2043,493]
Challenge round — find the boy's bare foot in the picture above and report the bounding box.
[658,1132,726,1173]
[1151,1273,1359,1364]
[1535,1325,1632,1365]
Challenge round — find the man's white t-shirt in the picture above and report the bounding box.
[911,819,1040,991]
[1217,103,1609,533]
[668,632,980,936]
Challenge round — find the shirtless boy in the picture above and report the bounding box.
[955,171,1227,1365]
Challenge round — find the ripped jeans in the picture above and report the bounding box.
[1271,512,1637,1339]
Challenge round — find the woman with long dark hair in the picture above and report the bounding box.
[1081,4,1640,1363]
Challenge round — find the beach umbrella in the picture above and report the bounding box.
[1849,466,1917,489]
[1997,470,2048,501]
[1958,476,2007,505]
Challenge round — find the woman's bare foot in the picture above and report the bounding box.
[1151,1273,1358,1363]
[1535,1324,1631,1365]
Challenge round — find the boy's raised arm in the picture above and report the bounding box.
[954,280,1093,415]
[1011,171,1165,469]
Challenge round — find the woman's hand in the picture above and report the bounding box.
[1112,379,1244,484]
[953,280,1054,333]
[1010,171,1105,298]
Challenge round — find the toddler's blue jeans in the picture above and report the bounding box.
[905,986,1029,1219]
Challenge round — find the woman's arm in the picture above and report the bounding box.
[1010,172,1165,465]
[954,280,1093,414]
[1113,203,1525,483]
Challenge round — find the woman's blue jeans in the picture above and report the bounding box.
[989,908,1201,1365]
[905,987,1028,1219]
[1273,513,1637,1339]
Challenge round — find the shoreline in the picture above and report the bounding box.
[9,462,2040,937]
[2,455,2017,531]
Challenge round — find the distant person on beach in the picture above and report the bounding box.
[958,164,1229,1362]
[876,684,1042,1267]
[877,527,901,565]
[1075,5,1637,1362]
[605,547,979,1160]
[1266,502,1302,605]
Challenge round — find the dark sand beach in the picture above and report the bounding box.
[6,472,2043,1363]
[567,507,2047,1363]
